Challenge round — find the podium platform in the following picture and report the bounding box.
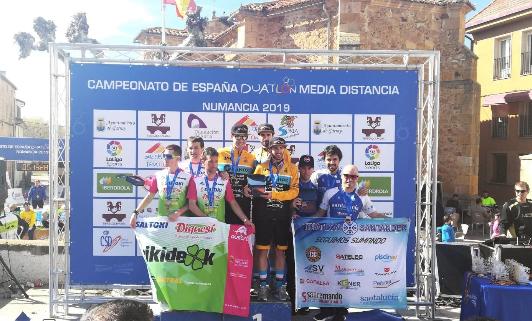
[156,300,291,321]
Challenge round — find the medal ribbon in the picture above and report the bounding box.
[165,171,179,202]
[230,149,241,176]
[189,161,202,177]
[204,175,218,207]
[344,191,354,217]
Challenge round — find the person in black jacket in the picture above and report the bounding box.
[500,181,532,238]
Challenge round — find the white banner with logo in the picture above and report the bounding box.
[293,217,409,309]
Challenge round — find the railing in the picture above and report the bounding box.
[521,51,532,75]
[492,116,508,138]
[493,56,511,79]
[519,113,532,137]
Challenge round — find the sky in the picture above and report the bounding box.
[0,0,491,122]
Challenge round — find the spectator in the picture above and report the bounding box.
[27,179,46,209]
[444,193,462,228]
[441,214,456,242]
[470,198,490,225]
[80,299,153,321]
[489,212,502,239]
[19,202,36,240]
[481,190,497,208]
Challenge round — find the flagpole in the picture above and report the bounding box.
[161,0,167,44]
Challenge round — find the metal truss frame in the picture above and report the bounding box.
[49,44,439,319]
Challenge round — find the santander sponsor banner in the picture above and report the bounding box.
[134,216,253,317]
[293,217,409,309]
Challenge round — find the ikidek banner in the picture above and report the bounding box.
[134,217,253,316]
[293,217,409,309]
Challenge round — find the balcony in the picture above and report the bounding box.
[493,56,511,80]
[521,51,532,76]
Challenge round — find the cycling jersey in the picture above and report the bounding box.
[311,169,342,204]
[320,187,375,219]
[296,180,319,217]
[148,168,192,216]
[187,175,235,222]
[254,159,299,208]
[217,147,255,199]
[180,159,206,178]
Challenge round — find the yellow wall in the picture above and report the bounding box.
[473,17,532,98]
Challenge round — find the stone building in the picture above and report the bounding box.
[135,0,480,198]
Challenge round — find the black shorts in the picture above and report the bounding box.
[32,199,44,209]
[225,197,251,225]
[254,201,291,250]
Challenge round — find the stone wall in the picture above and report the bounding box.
[231,0,480,196]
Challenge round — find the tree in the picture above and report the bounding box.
[14,17,56,59]
[14,13,98,59]
[181,7,208,47]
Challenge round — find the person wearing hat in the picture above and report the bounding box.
[19,202,37,240]
[217,124,256,224]
[286,155,317,314]
[254,123,275,165]
[253,137,299,301]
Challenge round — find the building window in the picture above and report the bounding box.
[521,31,532,75]
[492,116,508,138]
[494,37,511,79]
[491,153,507,183]
[519,102,532,137]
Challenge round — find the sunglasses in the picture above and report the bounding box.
[515,189,527,194]
[342,174,359,181]
[234,135,248,140]
[163,153,178,160]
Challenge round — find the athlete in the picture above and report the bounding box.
[129,144,191,228]
[292,155,319,218]
[187,147,254,229]
[253,123,275,165]
[217,124,256,224]
[180,136,206,178]
[314,164,384,321]
[310,145,343,204]
[253,137,299,301]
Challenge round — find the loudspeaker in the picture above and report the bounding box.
[436,242,475,295]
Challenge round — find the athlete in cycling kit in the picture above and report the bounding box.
[310,145,343,204]
[217,124,256,224]
[130,144,191,228]
[181,136,206,178]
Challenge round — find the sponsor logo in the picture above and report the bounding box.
[358,176,392,198]
[305,246,321,262]
[374,254,398,262]
[334,265,365,276]
[230,225,249,241]
[142,143,165,167]
[135,221,169,229]
[301,292,342,304]
[338,279,361,290]
[175,223,216,234]
[279,77,295,94]
[315,236,350,244]
[299,278,330,286]
[96,174,133,193]
[373,279,400,288]
[96,117,106,132]
[187,113,221,139]
[103,140,124,167]
[336,254,363,260]
[147,113,171,135]
[187,113,207,128]
[99,230,122,253]
[304,264,325,275]
[375,267,398,276]
[95,117,135,133]
[364,144,382,169]
[342,220,358,235]
[278,115,299,138]
[312,119,351,136]
[358,223,407,232]
[143,244,215,270]
[360,294,400,304]
[101,201,127,223]
[361,116,385,138]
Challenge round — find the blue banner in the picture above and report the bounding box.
[0,137,48,161]
[293,217,409,309]
[68,63,418,286]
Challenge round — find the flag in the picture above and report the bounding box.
[175,0,197,19]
